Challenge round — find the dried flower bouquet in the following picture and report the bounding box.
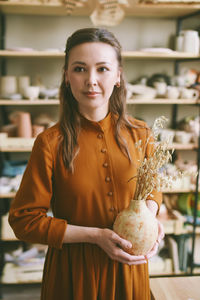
[131,116,180,201]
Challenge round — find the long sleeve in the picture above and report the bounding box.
[8,132,67,249]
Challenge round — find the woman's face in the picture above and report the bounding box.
[65,42,121,117]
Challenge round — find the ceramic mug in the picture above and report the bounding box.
[166,86,180,99]
[180,88,199,100]
[159,129,175,144]
[18,76,30,95]
[0,76,18,96]
[23,86,40,100]
[175,131,192,144]
[153,82,167,97]
[16,112,32,138]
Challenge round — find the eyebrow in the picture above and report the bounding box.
[71,61,111,65]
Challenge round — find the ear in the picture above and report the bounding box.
[116,67,121,83]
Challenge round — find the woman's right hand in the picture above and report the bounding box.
[95,228,147,265]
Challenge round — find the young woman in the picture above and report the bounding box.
[9,28,164,300]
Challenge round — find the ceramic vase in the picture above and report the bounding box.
[113,199,158,256]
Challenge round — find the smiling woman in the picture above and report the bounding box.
[8,28,163,300]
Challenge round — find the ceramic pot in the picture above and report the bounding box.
[18,76,30,95]
[0,76,17,96]
[16,112,32,138]
[113,199,158,255]
[182,30,200,55]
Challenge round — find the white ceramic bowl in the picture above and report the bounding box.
[175,131,192,144]
[159,129,175,144]
[23,86,40,100]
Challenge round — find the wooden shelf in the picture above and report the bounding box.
[0,1,200,17]
[0,99,59,105]
[1,49,200,60]
[0,99,199,106]
[127,98,200,105]
[122,51,200,60]
[162,189,195,193]
[0,146,33,152]
[168,143,198,150]
[0,50,64,58]
[0,137,35,152]
[0,192,16,199]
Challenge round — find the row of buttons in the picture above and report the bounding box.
[98,133,114,211]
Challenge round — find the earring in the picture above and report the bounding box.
[116,82,120,88]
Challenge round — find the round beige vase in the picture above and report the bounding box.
[113,199,158,256]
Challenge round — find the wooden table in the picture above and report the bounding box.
[150,276,200,300]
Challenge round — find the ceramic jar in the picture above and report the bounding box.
[0,76,18,96]
[182,30,200,55]
[113,199,158,256]
[16,112,32,138]
[18,76,30,95]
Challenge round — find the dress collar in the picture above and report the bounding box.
[80,112,112,132]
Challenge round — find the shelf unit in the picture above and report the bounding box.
[0,0,200,290]
[0,1,200,17]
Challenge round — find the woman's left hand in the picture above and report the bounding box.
[145,219,165,260]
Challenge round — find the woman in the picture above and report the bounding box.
[9,28,164,300]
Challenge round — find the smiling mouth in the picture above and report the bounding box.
[84,91,101,97]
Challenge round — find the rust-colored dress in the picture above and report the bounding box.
[9,113,162,300]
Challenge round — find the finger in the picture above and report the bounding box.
[111,233,132,249]
[146,242,159,259]
[157,221,165,243]
[116,257,147,265]
[116,248,146,262]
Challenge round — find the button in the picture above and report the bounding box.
[97,134,103,139]
[105,176,111,182]
[107,191,113,196]
[109,207,115,212]
[103,162,108,168]
[101,148,107,153]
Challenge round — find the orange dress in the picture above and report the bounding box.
[9,114,162,300]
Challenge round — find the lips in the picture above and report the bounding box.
[83,91,101,98]
[84,91,100,95]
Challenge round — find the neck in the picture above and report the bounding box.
[79,103,109,122]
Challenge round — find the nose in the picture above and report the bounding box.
[85,70,97,86]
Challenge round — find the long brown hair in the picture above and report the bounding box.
[59,27,133,171]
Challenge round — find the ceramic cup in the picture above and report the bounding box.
[153,81,167,97]
[175,131,192,144]
[179,88,199,100]
[16,112,32,138]
[159,129,175,144]
[0,76,18,96]
[18,76,30,95]
[166,86,180,99]
[23,86,40,100]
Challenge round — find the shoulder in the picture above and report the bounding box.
[127,115,149,130]
[33,123,61,150]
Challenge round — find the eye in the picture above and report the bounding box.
[98,66,109,72]
[73,66,85,72]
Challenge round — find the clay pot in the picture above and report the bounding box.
[113,199,158,256]
[16,112,32,138]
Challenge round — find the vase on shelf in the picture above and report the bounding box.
[113,199,158,256]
